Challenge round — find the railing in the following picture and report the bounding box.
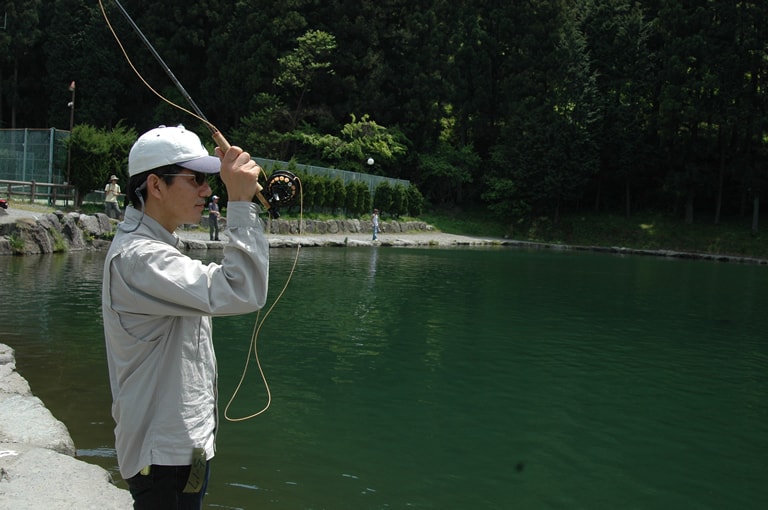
[0,179,77,206]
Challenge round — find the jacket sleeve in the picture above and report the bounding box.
[111,202,269,317]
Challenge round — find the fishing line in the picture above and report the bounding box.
[99,0,303,420]
[99,0,301,215]
[98,0,212,133]
[221,181,302,421]
[225,189,303,421]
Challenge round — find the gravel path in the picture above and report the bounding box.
[177,228,508,248]
[0,206,46,223]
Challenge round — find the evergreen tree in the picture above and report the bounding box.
[582,0,656,217]
[1,0,44,128]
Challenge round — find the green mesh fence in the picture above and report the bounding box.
[0,128,73,203]
[0,128,69,183]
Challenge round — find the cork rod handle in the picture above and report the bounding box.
[212,130,270,210]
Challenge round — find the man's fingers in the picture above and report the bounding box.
[219,145,245,166]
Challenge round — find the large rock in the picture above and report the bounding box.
[0,343,132,509]
[0,211,115,256]
[6,217,55,254]
[0,394,75,455]
[0,345,30,396]
[0,445,133,510]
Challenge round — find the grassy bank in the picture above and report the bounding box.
[421,209,768,260]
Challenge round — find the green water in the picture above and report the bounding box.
[1,247,766,509]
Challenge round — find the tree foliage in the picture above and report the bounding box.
[67,123,136,204]
[2,0,768,230]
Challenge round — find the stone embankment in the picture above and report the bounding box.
[0,209,114,255]
[0,208,503,255]
[0,343,133,509]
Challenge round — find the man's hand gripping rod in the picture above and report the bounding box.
[210,131,274,215]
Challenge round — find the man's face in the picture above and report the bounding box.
[151,170,212,231]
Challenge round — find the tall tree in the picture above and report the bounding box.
[273,29,337,159]
[44,0,130,130]
[1,0,44,128]
[731,1,768,232]
[583,0,656,217]
[483,0,599,223]
[203,0,312,137]
[651,1,721,224]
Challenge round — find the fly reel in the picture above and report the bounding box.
[262,170,300,218]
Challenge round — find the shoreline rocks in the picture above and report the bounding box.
[0,210,114,255]
[1,209,766,265]
[0,209,443,255]
[0,343,132,509]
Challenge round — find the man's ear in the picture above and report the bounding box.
[145,174,166,200]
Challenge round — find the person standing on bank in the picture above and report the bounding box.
[372,208,380,241]
[209,195,221,241]
[104,175,122,219]
[101,125,269,509]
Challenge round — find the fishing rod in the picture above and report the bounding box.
[101,0,305,420]
[105,0,299,218]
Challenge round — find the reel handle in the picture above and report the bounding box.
[211,130,275,215]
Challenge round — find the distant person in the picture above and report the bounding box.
[104,175,122,219]
[102,125,269,509]
[372,208,380,241]
[209,195,221,241]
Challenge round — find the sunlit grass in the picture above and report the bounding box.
[420,209,508,238]
[420,208,768,259]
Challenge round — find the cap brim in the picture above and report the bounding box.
[177,155,221,174]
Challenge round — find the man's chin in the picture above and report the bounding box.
[183,213,204,226]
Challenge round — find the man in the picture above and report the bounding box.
[101,125,269,509]
[372,208,380,241]
[208,195,221,241]
[104,174,122,219]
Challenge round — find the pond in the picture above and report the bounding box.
[2,246,767,509]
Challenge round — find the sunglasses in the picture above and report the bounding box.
[162,171,209,186]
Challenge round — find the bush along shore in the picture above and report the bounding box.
[0,209,766,264]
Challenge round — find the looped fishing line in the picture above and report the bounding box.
[224,187,302,421]
[99,0,303,420]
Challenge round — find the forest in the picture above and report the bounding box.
[1,1,767,229]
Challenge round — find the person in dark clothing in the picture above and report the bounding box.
[209,195,221,241]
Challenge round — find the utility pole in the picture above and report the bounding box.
[67,81,76,185]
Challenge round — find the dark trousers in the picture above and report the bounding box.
[209,216,219,240]
[105,201,121,219]
[126,462,211,510]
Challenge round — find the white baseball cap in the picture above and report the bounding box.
[128,125,221,176]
